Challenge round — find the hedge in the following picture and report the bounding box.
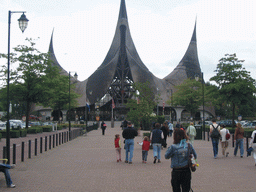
[27,127,43,134]
[0,132,2,140]
[20,129,27,137]
[0,130,20,138]
[143,132,151,138]
[42,126,52,132]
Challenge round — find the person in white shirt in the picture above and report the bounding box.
[220,125,230,157]
[168,121,173,137]
[249,126,256,166]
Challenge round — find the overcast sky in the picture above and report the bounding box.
[0,0,255,83]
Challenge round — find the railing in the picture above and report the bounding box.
[1,123,98,164]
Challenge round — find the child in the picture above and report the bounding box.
[114,134,122,162]
[138,136,151,163]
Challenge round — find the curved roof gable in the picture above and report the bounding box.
[164,21,202,85]
[85,0,159,104]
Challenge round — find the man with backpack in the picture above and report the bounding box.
[210,119,221,159]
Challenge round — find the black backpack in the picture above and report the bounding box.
[211,125,220,138]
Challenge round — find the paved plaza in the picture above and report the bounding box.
[0,121,255,191]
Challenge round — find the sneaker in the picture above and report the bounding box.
[8,184,15,188]
[241,156,243,158]
[226,152,229,157]
[119,159,122,162]
[153,156,157,164]
[117,160,119,162]
[125,160,128,163]
[10,164,16,169]
[128,162,132,164]
[158,160,161,163]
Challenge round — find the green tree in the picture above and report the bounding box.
[168,78,202,119]
[0,38,69,127]
[210,53,256,127]
[41,73,80,123]
[125,82,157,130]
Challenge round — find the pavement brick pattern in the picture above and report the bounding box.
[0,121,255,191]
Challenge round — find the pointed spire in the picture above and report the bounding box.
[163,19,201,84]
[48,29,67,73]
[191,19,197,42]
[119,0,128,19]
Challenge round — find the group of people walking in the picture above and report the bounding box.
[210,119,244,159]
[114,120,198,192]
[114,119,256,192]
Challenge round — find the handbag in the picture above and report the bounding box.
[226,130,230,140]
[188,143,196,172]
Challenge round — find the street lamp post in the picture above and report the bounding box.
[6,11,29,163]
[68,72,78,140]
[195,73,205,140]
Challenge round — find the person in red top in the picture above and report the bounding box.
[137,136,151,163]
[114,134,122,162]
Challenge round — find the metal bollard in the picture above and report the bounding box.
[35,138,37,156]
[56,134,58,147]
[21,142,25,162]
[232,134,234,148]
[49,135,52,150]
[53,134,55,148]
[3,146,6,160]
[13,144,16,164]
[40,137,43,153]
[28,140,31,159]
[45,136,47,152]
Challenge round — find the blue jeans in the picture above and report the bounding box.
[142,150,148,161]
[0,164,13,186]
[234,138,244,157]
[211,138,219,158]
[152,143,162,160]
[125,139,134,162]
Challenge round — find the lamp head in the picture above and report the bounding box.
[18,13,29,33]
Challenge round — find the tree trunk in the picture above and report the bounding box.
[232,102,235,128]
[25,100,30,129]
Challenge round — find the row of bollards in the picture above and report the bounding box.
[2,128,82,164]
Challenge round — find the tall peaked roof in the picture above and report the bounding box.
[86,0,160,104]
[164,21,202,85]
[48,29,68,75]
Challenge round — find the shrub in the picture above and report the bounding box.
[42,126,52,132]
[20,129,27,137]
[0,130,21,138]
[0,132,2,140]
[10,130,20,138]
[143,132,151,138]
[27,127,43,134]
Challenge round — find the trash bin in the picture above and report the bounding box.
[194,124,202,140]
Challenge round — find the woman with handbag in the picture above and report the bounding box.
[165,128,197,192]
